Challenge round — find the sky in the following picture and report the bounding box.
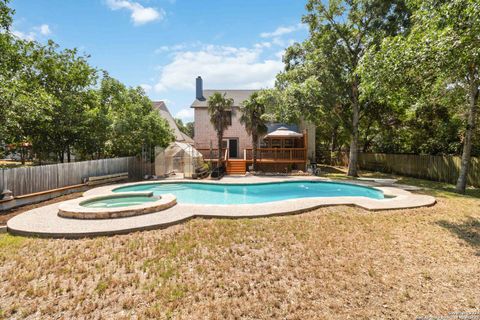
[9,0,309,122]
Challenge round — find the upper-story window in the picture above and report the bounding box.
[223,111,232,126]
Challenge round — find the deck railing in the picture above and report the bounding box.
[196,148,227,161]
[245,148,307,161]
[197,148,307,162]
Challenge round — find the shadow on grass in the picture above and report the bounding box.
[321,166,480,199]
[395,177,480,199]
[437,217,480,255]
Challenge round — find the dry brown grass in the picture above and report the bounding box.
[0,178,479,319]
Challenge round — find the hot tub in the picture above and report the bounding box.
[57,192,176,219]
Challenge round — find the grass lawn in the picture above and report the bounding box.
[0,172,479,319]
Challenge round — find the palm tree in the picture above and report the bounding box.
[240,92,268,171]
[207,92,234,167]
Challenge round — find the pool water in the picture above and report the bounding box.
[113,181,384,205]
[81,196,157,208]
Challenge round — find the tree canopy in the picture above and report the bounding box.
[207,92,233,165]
[274,0,411,176]
[361,0,480,192]
[0,0,173,163]
[240,91,268,171]
[275,0,480,191]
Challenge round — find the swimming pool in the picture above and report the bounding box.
[113,181,384,205]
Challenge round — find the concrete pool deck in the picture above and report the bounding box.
[7,176,436,238]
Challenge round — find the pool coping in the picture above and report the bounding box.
[7,176,436,238]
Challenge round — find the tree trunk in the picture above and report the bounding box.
[20,146,26,165]
[347,78,360,177]
[362,121,372,153]
[456,71,479,193]
[252,131,258,171]
[217,133,223,168]
[216,115,224,168]
[67,147,71,163]
[330,124,338,165]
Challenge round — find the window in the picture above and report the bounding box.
[223,111,232,126]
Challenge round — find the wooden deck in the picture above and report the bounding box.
[196,147,307,174]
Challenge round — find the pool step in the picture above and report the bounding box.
[226,160,246,175]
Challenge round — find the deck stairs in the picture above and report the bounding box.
[226,159,247,175]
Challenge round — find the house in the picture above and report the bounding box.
[153,101,194,144]
[153,101,202,178]
[191,76,316,174]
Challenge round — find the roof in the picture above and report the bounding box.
[264,126,303,138]
[191,89,258,108]
[165,142,203,158]
[152,101,194,144]
[266,123,299,134]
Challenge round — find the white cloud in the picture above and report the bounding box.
[254,42,272,49]
[155,44,187,54]
[153,44,283,92]
[162,98,174,106]
[154,41,202,54]
[260,23,306,38]
[271,37,296,48]
[140,84,152,92]
[275,50,285,59]
[37,24,51,35]
[11,29,36,41]
[175,108,194,121]
[271,37,285,47]
[12,23,52,41]
[106,0,164,25]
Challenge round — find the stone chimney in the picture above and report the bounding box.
[196,76,204,100]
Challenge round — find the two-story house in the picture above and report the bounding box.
[191,76,315,174]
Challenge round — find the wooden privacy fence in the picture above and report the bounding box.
[0,157,153,197]
[345,153,479,187]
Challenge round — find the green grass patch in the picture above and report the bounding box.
[0,235,26,252]
[95,279,109,295]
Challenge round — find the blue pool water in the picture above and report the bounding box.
[113,181,384,205]
[81,196,157,208]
